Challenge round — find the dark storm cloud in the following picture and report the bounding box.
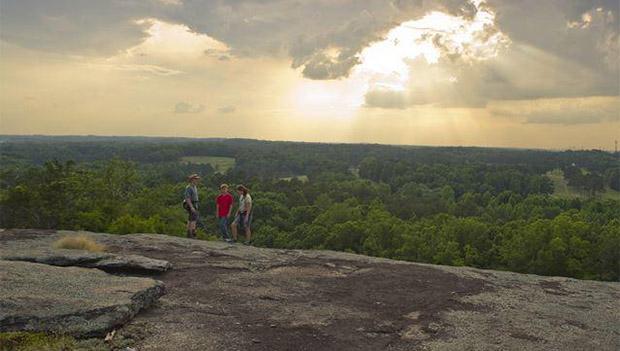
[0,0,474,79]
[163,0,480,80]
[0,0,168,55]
[487,0,619,74]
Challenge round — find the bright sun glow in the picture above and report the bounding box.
[291,0,510,114]
[355,1,509,94]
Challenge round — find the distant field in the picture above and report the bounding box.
[546,169,620,200]
[180,156,235,173]
[546,169,572,197]
[280,175,309,182]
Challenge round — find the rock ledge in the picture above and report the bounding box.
[0,260,165,337]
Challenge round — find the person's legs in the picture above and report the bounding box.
[231,215,239,241]
[196,216,208,233]
[243,213,252,243]
[187,221,196,238]
[218,217,225,237]
[219,217,231,240]
[245,227,251,242]
[186,211,192,238]
[187,210,198,238]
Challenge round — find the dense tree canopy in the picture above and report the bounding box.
[1,136,618,281]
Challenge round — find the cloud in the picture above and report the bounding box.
[0,0,158,55]
[488,96,620,125]
[174,102,205,114]
[364,89,407,109]
[87,63,182,76]
[575,7,619,71]
[1,0,617,105]
[365,42,618,110]
[487,0,619,74]
[363,3,619,109]
[124,19,231,63]
[217,105,236,114]
[158,0,182,5]
[300,52,361,80]
[1,0,474,80]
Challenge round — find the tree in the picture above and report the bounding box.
[605,168,620,191]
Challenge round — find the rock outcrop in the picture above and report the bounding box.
[2,251,172,273]
[1,229,619,351]
[0,230,171,273]
[0,260,165,337]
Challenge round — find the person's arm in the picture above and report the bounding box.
[245,204,252,222]
[216,202,220,217]
[227,197,233,217]
[186,196,196,213]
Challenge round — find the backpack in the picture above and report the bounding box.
[182,185,197,210]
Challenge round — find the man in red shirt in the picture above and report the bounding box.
[216,184,234,243]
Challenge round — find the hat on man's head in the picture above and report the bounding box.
[188,174,201,181]
[220,183,229,189]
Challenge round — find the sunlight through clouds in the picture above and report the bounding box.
[356,1,510,101]
[0,0,617,149]
[80,19,234,78]
[121,19,231,64]
[291,0,511,112]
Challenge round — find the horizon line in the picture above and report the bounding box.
[0,133,617,153]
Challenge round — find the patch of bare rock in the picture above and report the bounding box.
[0,260,165,337]
[1,229,619,351]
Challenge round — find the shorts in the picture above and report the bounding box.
[185,202,199,222]
[234,212,252,230]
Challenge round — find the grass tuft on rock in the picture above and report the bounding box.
[0,332,112,351]
[53,234,106,252]
[0,332,77,351]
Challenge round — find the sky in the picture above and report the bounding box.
[0,0,618,150]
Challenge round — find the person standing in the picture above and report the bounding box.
[184,174,201,239]
[215,184,234,243]
[231,185,253,244]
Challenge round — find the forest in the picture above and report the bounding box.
[1,136,618,281]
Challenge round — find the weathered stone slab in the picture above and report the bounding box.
[0,231,172,273]
[2,251,172,273]
[0,260,165,337]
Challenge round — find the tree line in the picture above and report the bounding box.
[0,138,618,281]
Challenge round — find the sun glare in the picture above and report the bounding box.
[293,0,509,114]
[354,0,509,95]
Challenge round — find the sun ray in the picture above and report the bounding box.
[354,1,509,101]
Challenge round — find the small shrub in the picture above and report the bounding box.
[107,214,157,235]
[53,234,106,252]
